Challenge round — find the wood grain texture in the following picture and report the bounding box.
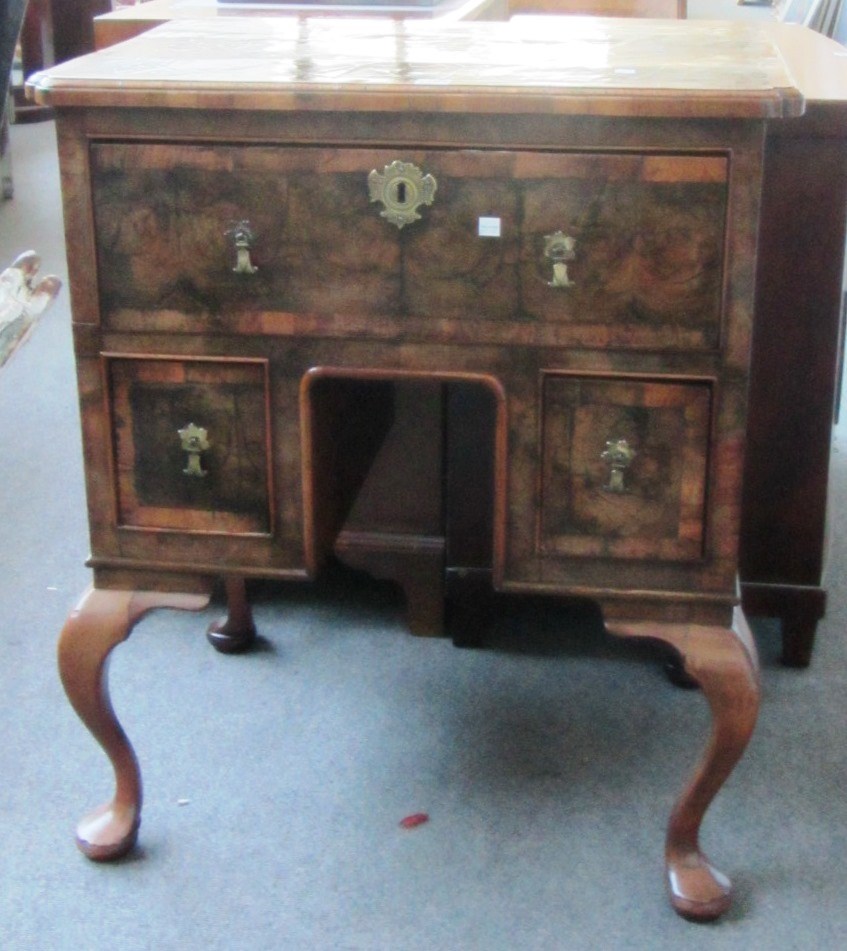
[107,356,273,535]
[539,374,711,561]
[58,107,766,618]
[90,144,727,351]
[27,17,803,118]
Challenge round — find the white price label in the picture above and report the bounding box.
[478,217,501,238]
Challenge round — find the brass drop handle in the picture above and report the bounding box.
[601,439,635,493]
[226,221,258,275]
[368,160,437,229]
[544,231,577,288]
[178,423,210,478]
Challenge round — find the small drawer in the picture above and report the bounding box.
[106,356,273,535]
[539,373,712,563]
[90,144,727,350]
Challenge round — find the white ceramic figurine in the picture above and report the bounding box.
[0,250,61,367]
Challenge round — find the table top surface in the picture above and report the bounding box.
[29,16,806,117]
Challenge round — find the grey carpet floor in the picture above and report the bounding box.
[2,120,846,951]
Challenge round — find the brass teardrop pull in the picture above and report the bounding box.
[226,220,258,275]
[600,438,636,493]
[178,423,211,478]
[544,231,577,288]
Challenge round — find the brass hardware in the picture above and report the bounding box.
[178,423,210,478]
[544,231,577,288]
[601,439,636,493]
[368,160,437,229]
[226,221,258,274]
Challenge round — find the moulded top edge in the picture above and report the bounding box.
[26,16,806,120]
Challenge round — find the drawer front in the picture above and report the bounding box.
[90,144,727,350]
[539,373,712,562]
[106,356,273,535]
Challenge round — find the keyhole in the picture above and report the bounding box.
[395,181,407,205]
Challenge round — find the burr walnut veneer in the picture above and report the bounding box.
[88,0,847,674]
[29,17,803,921]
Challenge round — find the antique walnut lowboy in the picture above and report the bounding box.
[29,17,804,921]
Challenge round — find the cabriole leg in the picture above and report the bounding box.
[58,586,209,861]
[607,608,760,921]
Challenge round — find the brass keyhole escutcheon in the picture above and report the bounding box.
[368,160,437,229]
[178,423,211,478]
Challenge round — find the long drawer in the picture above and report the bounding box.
[90,143,728,351]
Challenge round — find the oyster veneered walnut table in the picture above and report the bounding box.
[28,16,803,921]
